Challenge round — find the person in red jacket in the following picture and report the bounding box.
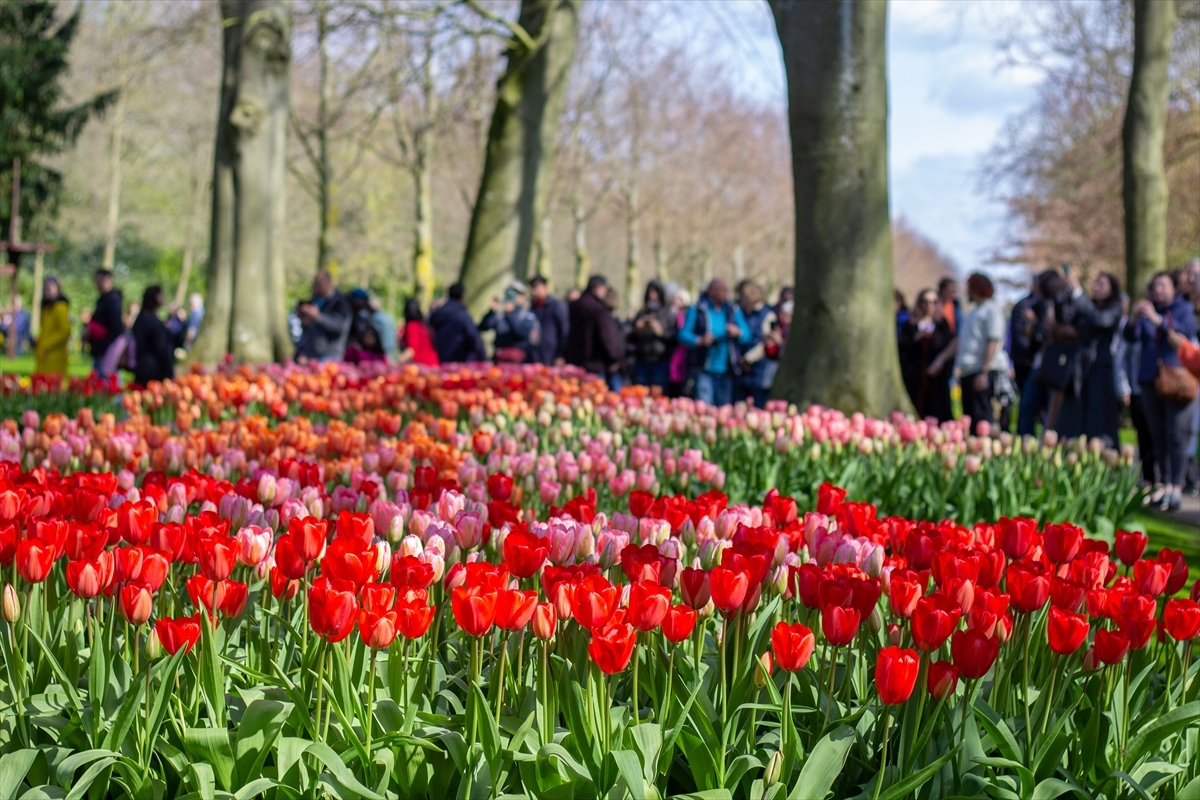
[1168,330,1200,377]
[400,298,439,366]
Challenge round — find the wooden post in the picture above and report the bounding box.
[7,158,19,359]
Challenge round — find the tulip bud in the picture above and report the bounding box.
[764,751,783,787]
[146,629,164,661]
[755,652,773,687]
[1082,646,1100,672]
[868,606,883,634]
[3,584,19,622]
[887,623,903,647]
[532,602,557,641]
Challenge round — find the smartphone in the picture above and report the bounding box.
[1061,262,1071,277]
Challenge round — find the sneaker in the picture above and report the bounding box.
[1144,488,1166,506]
[1164,490,1182,512]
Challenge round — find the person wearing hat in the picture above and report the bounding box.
[347,288,398,363]
[480,280,541,363]
[296,270,351,363]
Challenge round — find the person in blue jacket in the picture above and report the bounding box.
[678,278,752,407]
[1124,271,1199,511]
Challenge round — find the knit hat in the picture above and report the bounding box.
[503,280,527,304]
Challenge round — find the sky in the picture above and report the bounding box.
[667,0,1044,277]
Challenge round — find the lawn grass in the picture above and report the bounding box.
[0,354,93,379]
[1135,509,1200,583]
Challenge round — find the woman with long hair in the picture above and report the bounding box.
[400,298,439,366]
[34,277,71,377]
[1051,272,1123,445]
[132,285,184,386]
[954,273,1009,434]
[898,288,954,422]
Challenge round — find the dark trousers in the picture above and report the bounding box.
[1017,375,1049,436]
[1142,385,1197,486]
[960,372,997,434]
[631,360,669,389]
[1130,393,1157,484]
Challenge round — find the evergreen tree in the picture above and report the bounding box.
[0,0,114,230]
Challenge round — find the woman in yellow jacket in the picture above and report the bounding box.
[34,277,71,377]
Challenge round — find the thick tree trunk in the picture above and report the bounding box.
[458,0,580,316]
[769,0,909,417]
[101,89,126,272]
[732,243,745,284]
[316,1,337,278]
[532,215,552,278]
[192,0,292,366]
[413,148,435,310]
[573,192,589,289]
[1123,0,1175,295]
[30,250,44,336]
[175,170,208,308]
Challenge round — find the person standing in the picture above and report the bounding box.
[894,289,909,340]
[131,286,185,386]
[938,277,962,336]
[33,277,70,377]
[629,279,676,389]
[1051,273,1123,446]
[184,293,205,350]
[736,281,777,406]
[399,298,439,366]
[528,275,569,366]
[1116,296,1157,486]
[1124,272,1199,511]
[429,283,486,363]
[348,288,398,363]
[1009,271,1059,394]
[480,280,540,364]
[954,273,1009,434]
[666,285,691,398]
[898,288,955,422]
[678,278,751,407]
[86,269,124,377]
[296,270,351,363]
[564,275,625,382]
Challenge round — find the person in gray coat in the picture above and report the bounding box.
[296,270,351,363]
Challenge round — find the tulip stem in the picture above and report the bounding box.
[1181,641,1193,704]
[822,647,837,736]
[1121,655,1132,759]
[495,633,508,718]
[872,705,892,800]
[664,646,674,728]
[1021,615,1032,754]
[631,637,639,726]
[541,640,550,747]
[142,647,151,777]
[781,671,791,755]
[719,616,728,786]
[365,649,377,775]
[1039,655,1058,745]
[315,643,327,743]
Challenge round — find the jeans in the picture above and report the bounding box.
[1017,375,1049,437]
[1130,393,1157,483]
[960,371,999,434]
[607,372,624,392]
[694,371,733,407]
[631,360,669,388]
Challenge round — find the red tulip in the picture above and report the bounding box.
[270,567,300,602]
[680,567,711,609]
[197,536,236,582]
[273,533,308,580]
[1093,628,1129,665]
[309,576,359,642]
[289,517,328,563]
[1122,613,1155,650]
[0,521,16,566]
[1114,531,1147,567]
[1006,562,1050,613]
[495,588,538,631]
[662,605,697,643]
[155,614,201,655]
[621,543,664,584]
[588,621,637,674]
[821,605,860,646]
[889,575,923,619]
[911,593,962,652]
[1133,560,1169,598]
[218,581,248,618]
[487,473,513,501]
[1047,607,1089,655]
[503,528,550,579]
[396,598,435,639]
[628,490,655,518]
[1049,577,1086,613]
[1042,523,1083,565]
[66,557,106,599]
[532,602,557,640]
[628,581,671,632]
[390,554,435,590]
[876,646,919,705]
[335,512,374,548]
[998,517,1036,560]
[1163,599,1200,642]
[120,582,154,626]
[791,563,822,609]
[451,584,498,637]
[770,621,815,672]
[816,482,846,515]
[117,499,158,546]
[359,608,399,650]
[16,539,55,584]
[360,583,398,614]
[710,565,750,614]
[927,660,958,698]
[951,629,999,679]
[1191,579,1200,603]
[573,574,618,631]
[1158,549,1189,596]
[320,539,378,588]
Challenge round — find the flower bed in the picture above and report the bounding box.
[1,363,1189,799]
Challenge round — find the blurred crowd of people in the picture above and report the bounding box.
[896,259,1200,512]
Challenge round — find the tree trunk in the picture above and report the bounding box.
[624,183,639,316]
[101,89,126,272]
[412,41,437,311]
[653,232,666,282]
[768,0,909,417]
[732,243,745,283]
[30,250,44,337]
[533,215,552,278]
[192,0,292,366]
[175,169,208,308]
[315,0,337,278]
[573,191,589,290]
[1123,0,1175,295]
[458,0,580,317]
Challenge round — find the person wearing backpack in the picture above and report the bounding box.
[678,278,752,407]
[131,286,184,386]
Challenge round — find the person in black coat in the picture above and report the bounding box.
[429,283,487,363]
[296,270,352,362]
[564,275,625,379]
[528,275,569,365]
[898,288,955,422]
[1050,272,1123,446]
[87,269,125,376]
[132,286,184,386]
